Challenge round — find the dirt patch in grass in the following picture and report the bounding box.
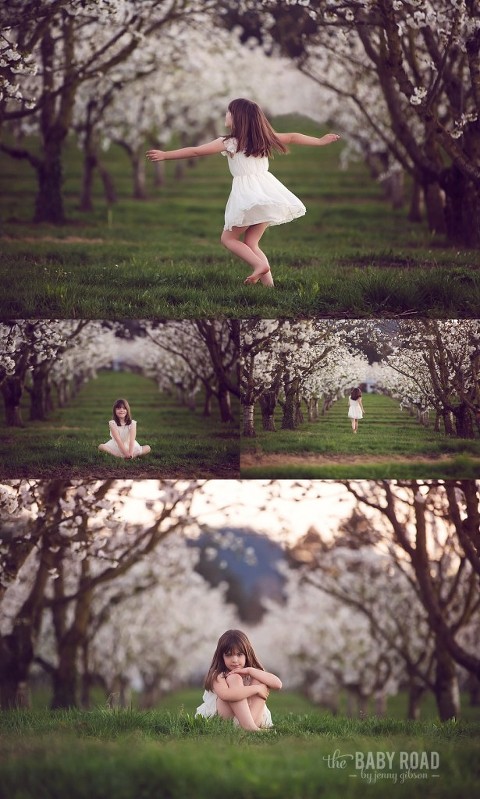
[0,464,238,479]
[241,452,454,468]
[1,236,132,244]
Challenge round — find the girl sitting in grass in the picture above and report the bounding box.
[196,629,282,731]
[348,387,364,434]
[147,98,340,286]
[98,398,151,459]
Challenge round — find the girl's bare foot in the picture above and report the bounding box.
[244,268,270,285]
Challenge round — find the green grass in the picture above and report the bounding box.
[240,394,480,478]
[0,370,239,477]
[1,694,479,799]
[1,116,479,318]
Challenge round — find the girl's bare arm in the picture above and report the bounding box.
[277,132,340,147]
[146,137,226,162]
[214,675,268,702]
[230,667,282,690]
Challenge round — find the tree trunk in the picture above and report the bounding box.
[34,138,66,224]
[203,387,212,417]
[443,166,480,247]
[133,153,147,199]
[242,404,256,437]
[433,645,461,721]
[453,404,475,439]
[217,384,234,423]
[1,377,24,426]
[80,152,97,212]
[408,180,423,222]
[306,397,319,422]
[51,644,78,709]
[281,379,300,430]
[406,680,425,720]
[259,391,277,431]
[97,160,117,204]
[423,181,446,235]
[29,371,49,421]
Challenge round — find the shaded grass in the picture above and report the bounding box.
[240,395,480,479]
[1,704,479,799]
[1,117,479,319]
[0,370,239,478]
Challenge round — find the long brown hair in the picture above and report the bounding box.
[350,388,362,401]
[112,398,132,426]
[204,629,265,690]
[224,98,287,158]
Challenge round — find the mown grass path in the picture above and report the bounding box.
[1,117,479,319]
[1,691,479,799]
[0,371,239,478]
[241,394,480,478]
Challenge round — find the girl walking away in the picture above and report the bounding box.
[98,398,151,459]
[196,629,282,731]
[147,98,340,286]
[348,387,364,433]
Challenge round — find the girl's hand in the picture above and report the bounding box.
[256,684,270,700]
[228,667,251,676]
[146,149,165,161]
[322,133,341,144]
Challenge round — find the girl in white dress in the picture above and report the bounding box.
[98,398,151,459]
[147,98,340,286]
[348,387,364,433]
[196,629,282,731]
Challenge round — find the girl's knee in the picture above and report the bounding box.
[226,672,244,687]
[220,230,229,247]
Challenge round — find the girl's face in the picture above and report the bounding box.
[223,647,246,672]
[225,109,232,129]
[115,405,128,422]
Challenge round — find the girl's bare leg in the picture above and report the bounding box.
[220,227,270,284]
[98,444,123,457]
[215,674,261,731]
[246,677,267,727]
[132,445,151,457]
[244,223,274,287]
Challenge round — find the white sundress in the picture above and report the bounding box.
[101,420,143,457]
[196,688,273,728]
[348,398,363,420]
[222,137,306,231]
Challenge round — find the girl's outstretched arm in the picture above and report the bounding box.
[146,137,226,162]
[229,667,282,690]
[277,132,341,147]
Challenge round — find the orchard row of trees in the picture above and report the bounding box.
[240,319,480,438]
[255,479,480,721]
[0,319,239,428]
[0,0,326,220]
[2,1,479,244]
[1,479,478,722]
[220,0,480,245]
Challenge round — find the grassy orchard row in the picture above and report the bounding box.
[0,370,240,478]
[1,117,479,318]
[240,394,480,478]
[1,692,479,799]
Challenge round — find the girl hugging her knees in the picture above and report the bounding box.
[196,629,282,731]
